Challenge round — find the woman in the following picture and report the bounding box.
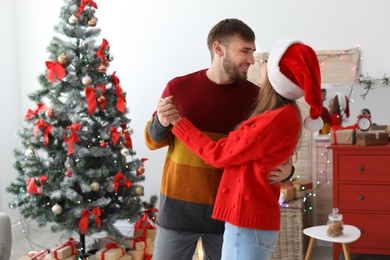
[169,39,323,259]
[329,92,350,127]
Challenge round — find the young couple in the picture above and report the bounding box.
[145,18,323,260]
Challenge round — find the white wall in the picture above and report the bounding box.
[2,0,390,216]
[0,0,21,218]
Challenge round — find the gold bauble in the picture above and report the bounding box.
[57,53,69,65]
[133,186,144,196]
[90,181,100,192]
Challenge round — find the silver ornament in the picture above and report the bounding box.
[121,148,130,156]
[52,204,62,215]
[25,147,35,158]
[68,14,78,24]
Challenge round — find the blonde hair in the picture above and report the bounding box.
[248,70,303,155]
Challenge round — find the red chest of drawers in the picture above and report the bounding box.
[329,144,390,259]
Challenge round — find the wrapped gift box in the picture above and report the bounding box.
[292,180,312,191]
[97,236,120,249]
[50,240,78,260]
[356,131,389,146]
[126,249,143,260]
[134,228,157,242]
[279,183,294,203]
[96,246,125,260]
[19,250,48,260]
[118,254,132,260]
[45,254,77,260]
[292,180,312,199]
[123,237,152,251]
[330,129,356,144]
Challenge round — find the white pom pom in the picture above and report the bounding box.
[304,116,323,131]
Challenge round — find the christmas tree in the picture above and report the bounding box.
[6,0,156,251]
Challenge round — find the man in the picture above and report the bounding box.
[144,18,293,260]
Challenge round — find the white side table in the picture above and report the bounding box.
[303,225,361,260]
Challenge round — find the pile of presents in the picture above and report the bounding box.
[330,125,390,146]
[19,211,156,260]
[279,179,312,206]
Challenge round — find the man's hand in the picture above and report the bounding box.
[156,96,180,127]
[268,157,293,184]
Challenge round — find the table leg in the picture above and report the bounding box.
[304,237,316,260]
[341,243,350,260]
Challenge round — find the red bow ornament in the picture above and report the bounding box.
[25,103,47,120]
[46,61,66,83]
[64,123,81,155]
[78,207,101,234]
[85,84,106,115]
[76,0,98,16]
[113,172,133,192]
[110,127,120,146]
[95,39,109,66]
[134,213,154,237]
[111,72,126,113]
[26,175,48,195]
[120,124,133,149]
[34,119,53,147]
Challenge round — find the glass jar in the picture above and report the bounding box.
[327,208,344,237]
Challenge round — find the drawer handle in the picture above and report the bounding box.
[358,195,364,200]
[358,166,364,171]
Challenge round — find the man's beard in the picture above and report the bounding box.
[223,53,248,81]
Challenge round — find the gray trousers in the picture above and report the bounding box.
[153,226,223,260]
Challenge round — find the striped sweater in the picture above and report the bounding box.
[144,69,259,233]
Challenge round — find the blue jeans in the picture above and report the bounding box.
[221,222,279,260]
[153,226,223,260]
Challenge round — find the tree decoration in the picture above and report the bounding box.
[52,204,63,215]
[57,53,69,65]
[24,147,35,158]
[6,0,157,255]
[90,181,100,192]
[82,75,92,86]
[121,147,130,156]
[88,17,97,27]
[45,107,55,118]
[97,64,106,73]
[68,14,78,24]
[25,103,47,120]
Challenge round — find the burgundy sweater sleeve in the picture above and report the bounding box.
[172,105,300,169]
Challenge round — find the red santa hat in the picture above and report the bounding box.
[267,39,323,131]
[334,92,350,118]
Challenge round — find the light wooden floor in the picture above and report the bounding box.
[10,223,390,260]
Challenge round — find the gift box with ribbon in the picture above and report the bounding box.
[97,236,120,249]
[50,238,79,260]
[18,250,48,260]
[279,182,295,203]
[96,243,125,260]
[330,129,356,145]
[126,249,143,260]
[123,237,151,251]
[133,229,156,242]
[45,254,78,260]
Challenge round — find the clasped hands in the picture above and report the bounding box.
[156,96,180,127]
[155,96,292,184]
